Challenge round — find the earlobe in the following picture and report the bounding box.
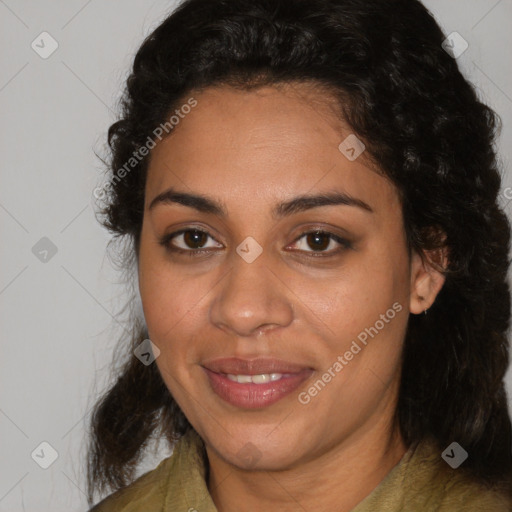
[409,248,448,315]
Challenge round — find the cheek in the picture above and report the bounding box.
[307,248,410,384]
[140,270,204,392]
[137,235,206,341]
[140,271,209,344]
[308,259,407,338]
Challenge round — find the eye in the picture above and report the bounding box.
[159,228,223,255]
[288,230,352,256]
[159,228,352,258]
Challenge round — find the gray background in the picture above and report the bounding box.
[1,1,511,510]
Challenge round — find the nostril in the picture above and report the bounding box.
[256,324,279,336]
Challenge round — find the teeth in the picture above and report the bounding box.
[226,373,284,384]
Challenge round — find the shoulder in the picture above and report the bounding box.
[88,455,174,512]
[88,429,207,512]
[403,438,512,511]
[353,436,512,511]
[430,461,511,511]
[436,478,512,511]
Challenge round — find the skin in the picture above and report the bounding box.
[137,83,446,512]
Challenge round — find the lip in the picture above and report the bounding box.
[202,357,312,375]
[202,357,314,409]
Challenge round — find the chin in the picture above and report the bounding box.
[206,428,306,471]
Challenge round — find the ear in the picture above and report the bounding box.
[409,245,448,315]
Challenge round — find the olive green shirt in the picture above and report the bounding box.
[90,430,512,511]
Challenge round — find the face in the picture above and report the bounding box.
[138,83,434,471]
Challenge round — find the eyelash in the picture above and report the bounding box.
[158,228,352,258]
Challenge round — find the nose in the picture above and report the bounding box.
[209,253,294,338]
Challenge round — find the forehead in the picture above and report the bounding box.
[146,84,399,217]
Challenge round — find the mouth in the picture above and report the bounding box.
[202,357,314,409]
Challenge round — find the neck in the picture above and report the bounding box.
[206,417,407,512]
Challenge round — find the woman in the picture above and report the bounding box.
[87,0,512,510]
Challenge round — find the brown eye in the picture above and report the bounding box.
[305,232,331,251]
[183,230,208,249]
[288,230,352,256]
[159,228,223,254]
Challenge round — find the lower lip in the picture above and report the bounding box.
[203,367,313,409]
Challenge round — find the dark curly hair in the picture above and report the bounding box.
[87,0,512,505]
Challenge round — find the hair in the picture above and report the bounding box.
[87,0,512,505]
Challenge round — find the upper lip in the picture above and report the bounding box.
[202,357,312,375]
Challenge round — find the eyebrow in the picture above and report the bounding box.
[148,187,373,217]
